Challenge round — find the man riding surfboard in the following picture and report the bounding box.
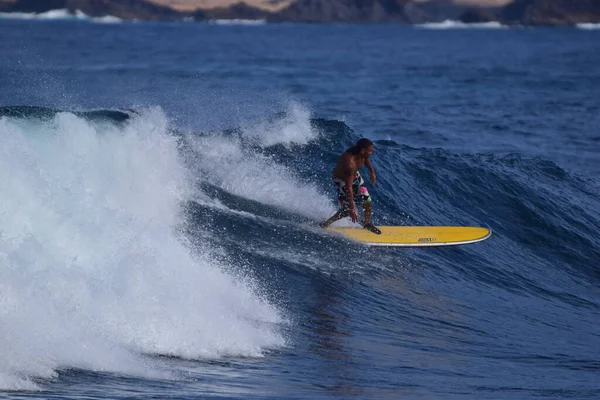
[319,138,381,234]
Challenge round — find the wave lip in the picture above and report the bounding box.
[417,19,507,29]
[0,8,122,23]
[182,102,335,220]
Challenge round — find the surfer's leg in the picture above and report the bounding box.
[321,176,352,228]
[363,201,372,225]
[357,185,372,224]
[359,188,381,234]
[319,208,350,228]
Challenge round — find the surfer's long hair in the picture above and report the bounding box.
[348,138,373,155]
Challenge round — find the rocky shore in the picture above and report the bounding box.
[0,0,598,25]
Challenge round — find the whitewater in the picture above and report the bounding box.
[0,108,287,390]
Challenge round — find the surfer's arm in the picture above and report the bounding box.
[365,158,376,184]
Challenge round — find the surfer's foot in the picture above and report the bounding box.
[319,221,329,228]
[363,223,381,235]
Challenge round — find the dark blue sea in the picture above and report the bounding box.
[1,15,599,400]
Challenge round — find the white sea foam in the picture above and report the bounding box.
[0,8,122,23]
[241,102,318,147]
[577,23,600,30]
[417,20,507,29]
[0,107,285,390]
[185,102,336,220]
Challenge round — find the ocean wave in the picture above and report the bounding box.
[0,8,122,23]
[0,105,133,122]
[2,103,599,392]
[416,20,507,29]
[0,106,285,390]
[181,103,335,220]
[183,112,600,287]
[379,144,600,281]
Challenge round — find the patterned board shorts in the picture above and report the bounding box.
[332,172,372,209]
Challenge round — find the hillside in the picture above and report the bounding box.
[502,0,600,25]
[1,0,598,25]
[146,0,514,10]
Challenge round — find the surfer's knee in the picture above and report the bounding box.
[339,209,350,218]
[358,186,372,206]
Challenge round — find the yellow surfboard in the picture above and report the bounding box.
[326,226,491,247]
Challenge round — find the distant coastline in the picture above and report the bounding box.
[0,0,599,26]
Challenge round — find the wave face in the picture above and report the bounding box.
[0,107,285,390]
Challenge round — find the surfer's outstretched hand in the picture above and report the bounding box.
[370,171,377,184]
[350,208,359,223]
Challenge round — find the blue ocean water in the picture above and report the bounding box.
[1,17,599,400]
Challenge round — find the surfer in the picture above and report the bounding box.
[319,138,381,234]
